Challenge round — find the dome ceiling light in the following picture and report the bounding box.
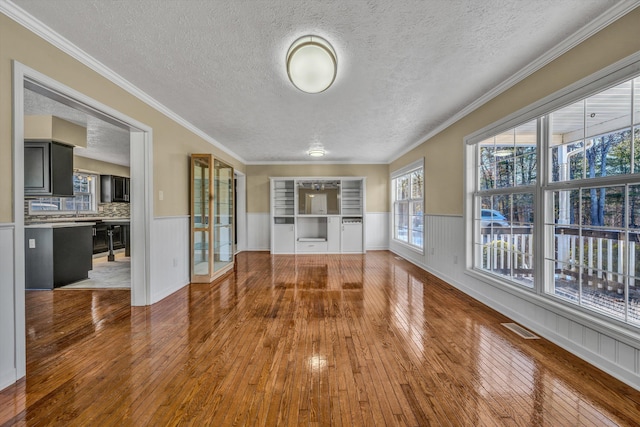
[307,147,326,157]
[286,35,337,94]
[307,141,326,157]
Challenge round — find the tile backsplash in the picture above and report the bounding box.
[24,201,130,223]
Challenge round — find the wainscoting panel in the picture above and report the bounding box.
[247,213,270,251]
[364,212,389,250]
[150,216,190,304]
[0,225,16,390]
[390,214,640,390]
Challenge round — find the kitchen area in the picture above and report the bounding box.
[23,91,133,290]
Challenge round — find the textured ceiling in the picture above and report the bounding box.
[10,0,627,163]
[24,88,131,167]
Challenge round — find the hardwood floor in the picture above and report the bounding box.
[2,251,640,426]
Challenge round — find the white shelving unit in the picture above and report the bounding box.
[272,180,295,216]
[341,180,363,216]
[270,177,365,254]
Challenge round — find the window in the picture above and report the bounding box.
[468,68,640,328]
[546,78,640,325]
[474,121,537,287]
[392,160,424,250]
[29,173,98,214]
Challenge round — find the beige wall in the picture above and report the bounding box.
[0,14,245,222]
[246,164,389,213]
[390,8,640,216]
[74,156,130,177]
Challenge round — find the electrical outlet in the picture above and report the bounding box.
[173,258,178,267]
[28,239,36,249]
[159,190,164,201]
[431,247,435,255]
[453,255,458,264]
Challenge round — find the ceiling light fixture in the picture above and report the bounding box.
[287,35,337,94]
[307,147,326,157]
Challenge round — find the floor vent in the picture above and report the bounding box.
[501,323,539,339]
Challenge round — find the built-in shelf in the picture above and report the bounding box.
[273,180,295,216]
[270,177,365,254]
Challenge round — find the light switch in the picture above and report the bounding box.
[28,239,36,249]
[159,190,164,201]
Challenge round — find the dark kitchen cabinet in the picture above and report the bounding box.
[111,225,124,248]
[25,225,93,289]
[101,175,130,203]
[93,223,109,254]
[93,222,128,254]
[24,140,74,197]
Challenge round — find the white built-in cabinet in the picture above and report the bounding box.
[270,177,365,254]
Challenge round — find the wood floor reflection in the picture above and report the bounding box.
[2,251,640,426]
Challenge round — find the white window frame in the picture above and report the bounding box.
[465,51,640,334]
[28,172,99,215]
[391,158,424,253]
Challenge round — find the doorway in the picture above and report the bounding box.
[12,61,153,380]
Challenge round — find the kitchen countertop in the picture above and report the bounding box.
[25,222,96,229]
[25,216,129,225]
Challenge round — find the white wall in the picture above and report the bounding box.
[390,214,640,391]
[248,212,390,252]
[0,225,16,390]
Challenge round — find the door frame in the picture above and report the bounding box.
[12,61,154,379]
[234,170,247,253]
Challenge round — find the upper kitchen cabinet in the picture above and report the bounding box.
[23,115,87,198]
[101,175,130,203]
[24,140,74,197]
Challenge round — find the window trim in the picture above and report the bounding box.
[465,51,640,338]
[391,158,424,253]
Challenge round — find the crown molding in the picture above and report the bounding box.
[245,160,389,166]
[0,0,246,164]
[389,0,640,163]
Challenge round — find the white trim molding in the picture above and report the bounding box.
[10,61,155,391]
[0,225,17,390]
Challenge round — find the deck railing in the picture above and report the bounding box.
[480,226,533,277]
[480,226,640,323]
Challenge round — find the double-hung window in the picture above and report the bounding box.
[546,78,640,324]
[474,121,537,287]
[468,62,640,327]
[392,160,424,250]
[29,172,98,214]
